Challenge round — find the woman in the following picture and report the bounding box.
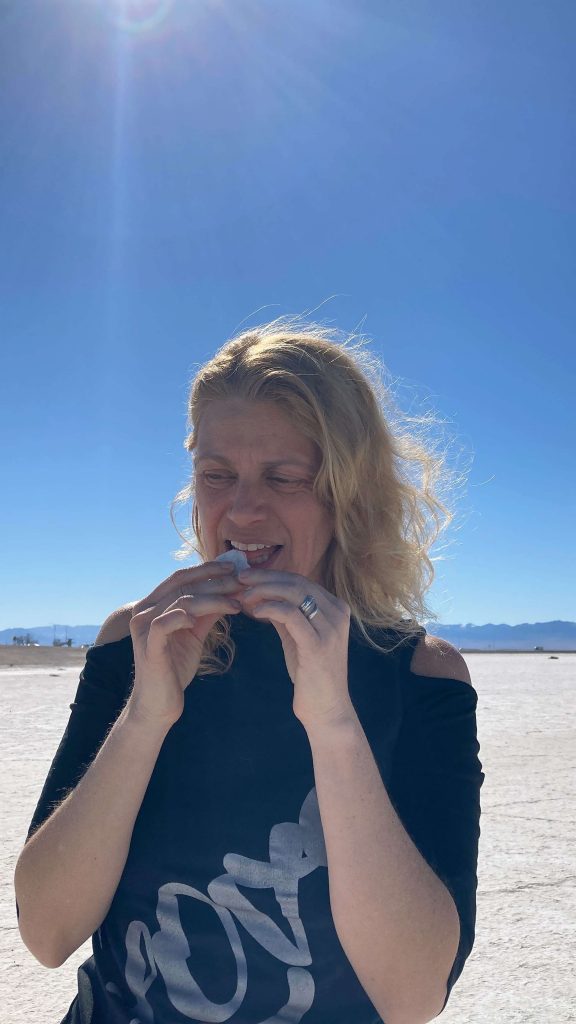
[15,318,483,1024]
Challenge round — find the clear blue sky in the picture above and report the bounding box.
[1,0,574,630]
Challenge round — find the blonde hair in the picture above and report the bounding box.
[170,315,467,674]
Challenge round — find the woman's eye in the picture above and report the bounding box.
[199,473,234,487]
[202,473,305,488]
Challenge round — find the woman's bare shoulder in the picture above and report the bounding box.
[94,602,138,647]
[410,634,472,685]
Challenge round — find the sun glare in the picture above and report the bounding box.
[106,0,175,35]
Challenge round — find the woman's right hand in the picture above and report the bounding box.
[127,561,242,727]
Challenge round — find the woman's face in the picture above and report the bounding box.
[194,399,334,585]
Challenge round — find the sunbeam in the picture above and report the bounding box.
[104,12,133,363]
[106,0,175,35]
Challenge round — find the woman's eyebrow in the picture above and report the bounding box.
[194,453,314,469]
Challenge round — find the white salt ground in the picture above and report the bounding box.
[1,653,575,1023]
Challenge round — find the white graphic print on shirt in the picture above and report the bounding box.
[105,786,328,1023]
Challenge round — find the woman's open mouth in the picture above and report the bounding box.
[224,542,283,568]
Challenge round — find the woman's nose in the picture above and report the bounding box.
[227,481,267,519]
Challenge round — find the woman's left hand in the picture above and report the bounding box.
[235,568,353,728]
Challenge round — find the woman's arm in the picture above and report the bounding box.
[14,609,173,969]
[305,637,482,1024]
[16,563,244,969]
[15,701,171,967]
[307,708,459,1024]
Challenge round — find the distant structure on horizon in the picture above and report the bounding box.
[11,634,74,647]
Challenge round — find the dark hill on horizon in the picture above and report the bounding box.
[1,620,575,651]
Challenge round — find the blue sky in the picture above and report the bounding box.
[1,0,574,630]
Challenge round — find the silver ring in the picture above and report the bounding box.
[298,595,319,620]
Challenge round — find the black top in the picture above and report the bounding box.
[22,614,484,1024]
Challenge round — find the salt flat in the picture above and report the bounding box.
[1,653,575,1023]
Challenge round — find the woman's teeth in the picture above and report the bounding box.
[250,548,275,565]
[227,544,281,566]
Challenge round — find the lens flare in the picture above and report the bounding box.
[108,0,174,35]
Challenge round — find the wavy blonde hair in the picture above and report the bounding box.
[170,315,467,675]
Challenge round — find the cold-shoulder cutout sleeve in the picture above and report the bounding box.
[410,633,472,685]
[388,666,484,1012]
[24,635,135,843]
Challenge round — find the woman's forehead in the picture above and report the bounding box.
[197,399,306,441]
[195,400,320,466]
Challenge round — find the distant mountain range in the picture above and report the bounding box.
[424,620,576,651]
[1,620,576,651]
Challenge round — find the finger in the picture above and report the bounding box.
[143,608,201,663]
[174,576,244,599]
[138,593,242,621]
[132,567,240,617]
[143,561,235,601]
[131,593,241,634]
[146,607,191,637]
[236,573,340,607]
[249,599,321,634]
[167,594,242,618]
[135,577,242,619]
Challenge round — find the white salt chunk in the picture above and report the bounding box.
[214,548,250,572]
